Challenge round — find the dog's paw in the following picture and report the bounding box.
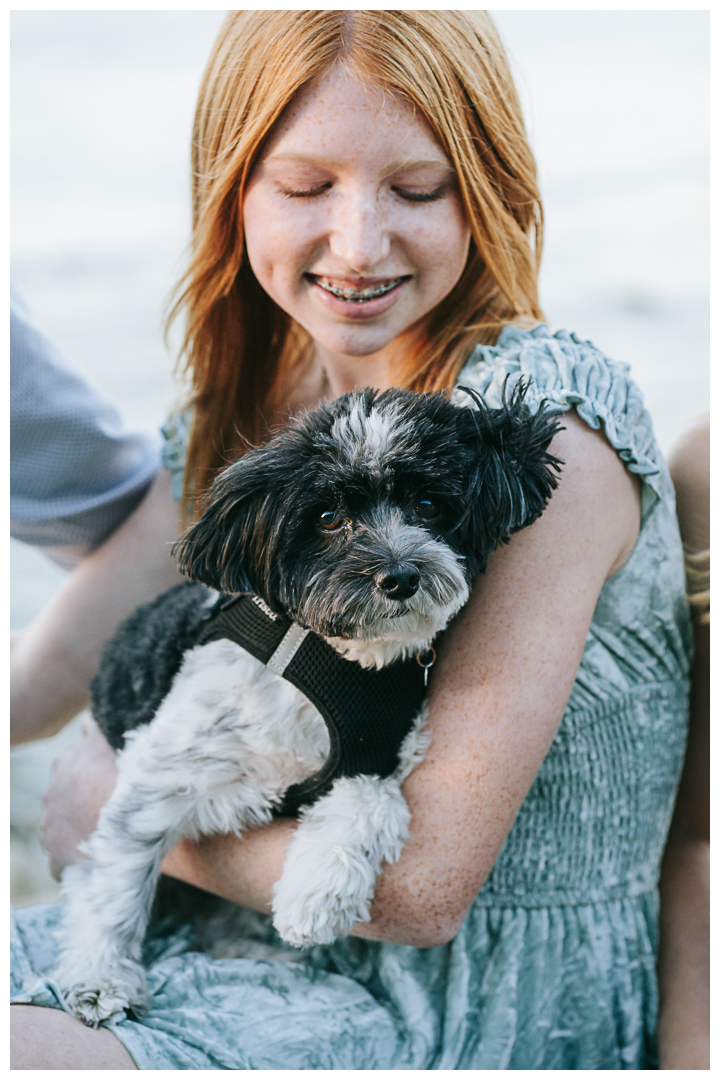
[272,894,353,948]
[62,981,144,1027]
[272,776,410,947]
[272,859,375,948]
[56,961,148,1028]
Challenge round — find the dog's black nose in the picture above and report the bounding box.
[375,566,420,600]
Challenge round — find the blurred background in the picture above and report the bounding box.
[11,10,709,906]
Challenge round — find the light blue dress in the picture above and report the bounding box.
[11,325,692,1069]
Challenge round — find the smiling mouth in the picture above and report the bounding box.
[307,275,409,303]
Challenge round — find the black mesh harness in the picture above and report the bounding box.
[196,594,429,816]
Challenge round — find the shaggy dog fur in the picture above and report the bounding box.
[54,384,562,1026]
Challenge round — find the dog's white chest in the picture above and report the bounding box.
[120,637,330,796]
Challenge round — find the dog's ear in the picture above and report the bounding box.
[454,379,564,562]
[172,451,280,596]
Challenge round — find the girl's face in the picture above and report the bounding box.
[243,65,471,392]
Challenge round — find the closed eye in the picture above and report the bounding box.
[280,183,447,203]
[392,185,447,203]
[279,182,332,199]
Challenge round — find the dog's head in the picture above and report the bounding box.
[173,383,562,652]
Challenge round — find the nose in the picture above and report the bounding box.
[329,189,390,271]
[375,566,420,600]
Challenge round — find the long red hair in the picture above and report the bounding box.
[167,10,544,510]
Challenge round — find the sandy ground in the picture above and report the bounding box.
[10,10,709,908]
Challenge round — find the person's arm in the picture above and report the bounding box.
[656,420,709,1070]
[40,413,642,945]
[10,292,161,565]
[11,470,184,745]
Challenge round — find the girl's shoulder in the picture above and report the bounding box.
[162,324,669,517]
[454,323,666,516]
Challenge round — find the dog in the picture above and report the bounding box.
[54,383,562,1026]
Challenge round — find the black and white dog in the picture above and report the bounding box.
[54,384,562,1026]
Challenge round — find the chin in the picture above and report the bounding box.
[305,302,416,353]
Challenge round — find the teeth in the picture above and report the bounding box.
[313,277,405,302]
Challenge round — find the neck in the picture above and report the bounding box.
[316,349,392,398]
[313,328,420,397]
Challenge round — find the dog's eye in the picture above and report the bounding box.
[318,510,346,531]
[415,499,439,520]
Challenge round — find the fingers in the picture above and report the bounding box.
[38,717,119,880]
[80,710,98,737]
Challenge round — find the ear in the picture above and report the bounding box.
[454,378,564,560]
[172,451,280,595]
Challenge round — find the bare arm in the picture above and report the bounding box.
[160,412,642,945]
[11,470,184,745]
[656,419,709,1070]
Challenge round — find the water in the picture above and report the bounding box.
[10,10,709,905]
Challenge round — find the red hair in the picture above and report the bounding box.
[168,10,544,510]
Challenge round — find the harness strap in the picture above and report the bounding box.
[266,624,310,675]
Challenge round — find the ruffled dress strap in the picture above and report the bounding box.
[453,324,665,517]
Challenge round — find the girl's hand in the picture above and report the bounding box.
[40,714,118,880]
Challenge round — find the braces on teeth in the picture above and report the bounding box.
[314,277,405,302]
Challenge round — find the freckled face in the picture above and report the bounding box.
[242,66,471,377]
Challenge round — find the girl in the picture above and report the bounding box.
[11,11,693,1069]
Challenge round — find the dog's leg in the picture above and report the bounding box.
[271,706,430,948]
[54,738,276,1025]
[271,774,411,947]
[55,753,283,1027]
[53,757,191,1027]
[54,640,315,1026]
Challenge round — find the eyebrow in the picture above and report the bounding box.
[263,153,454,174]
